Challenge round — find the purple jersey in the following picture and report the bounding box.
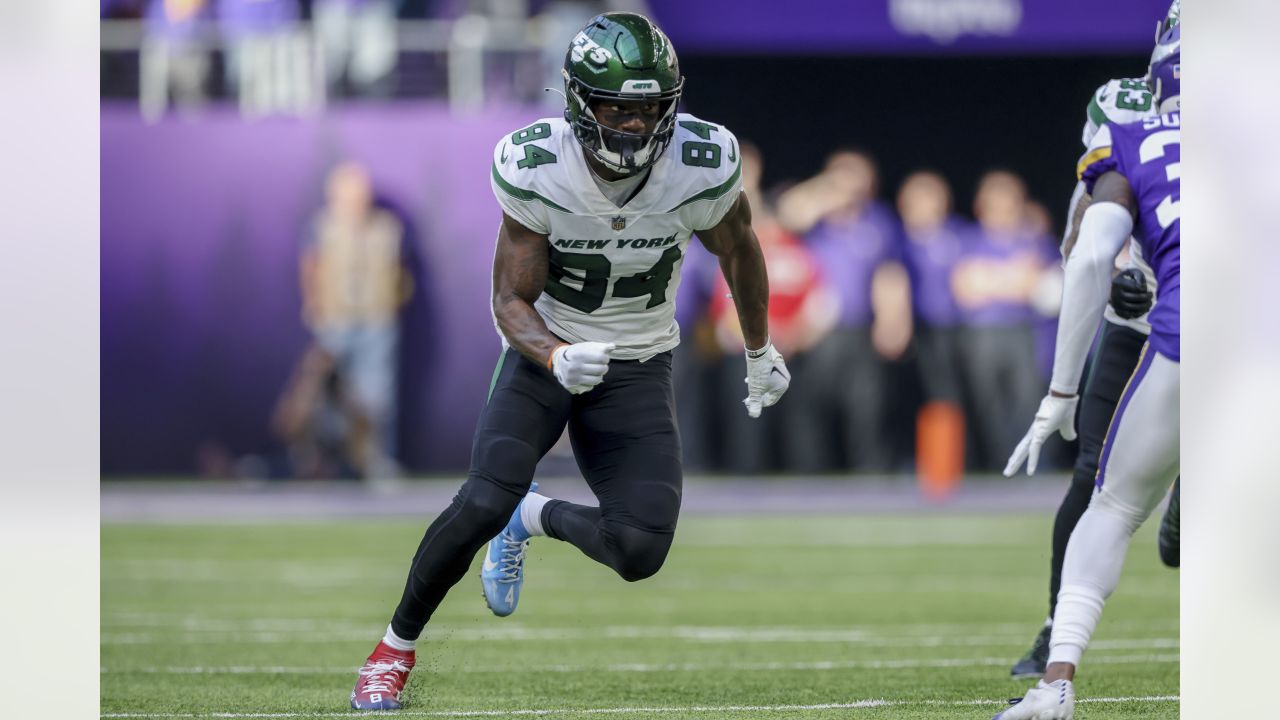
[1079,112,1181,360]
[803,201,902,328]
[901,217,968,327]
[955,224,1056,327]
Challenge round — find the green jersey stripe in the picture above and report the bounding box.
[1086,96,1110,128]
[491,163,572,213]
[486,349,508,403]
[666,159,743,213]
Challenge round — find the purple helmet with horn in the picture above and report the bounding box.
[1148,23,1180,112]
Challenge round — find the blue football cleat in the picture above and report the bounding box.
[481,482,538,617]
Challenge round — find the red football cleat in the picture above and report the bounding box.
[350,641,416,710]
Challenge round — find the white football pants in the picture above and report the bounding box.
[1049,345,1180,667]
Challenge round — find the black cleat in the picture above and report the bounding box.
[1158,477,1180,568]
[1010,624,1051,679]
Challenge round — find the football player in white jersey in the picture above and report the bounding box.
[1003,0,1180,682]
[349,13,789,710]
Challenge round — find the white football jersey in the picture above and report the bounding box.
[490,113,742,361]
[1082,77,1156,146]
[1081,78,1159,334]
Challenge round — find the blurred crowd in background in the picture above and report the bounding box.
[674,144,1063,477]
[272,146,1066,482]
[101,2,1161,482]
[101,0,649,118]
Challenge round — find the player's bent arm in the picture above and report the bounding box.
[1048,171,1136,397]
[491,212,563,368]
[696,191,770,351]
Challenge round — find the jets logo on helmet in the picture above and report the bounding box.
[569,32,613,71]
[562,13,684,175]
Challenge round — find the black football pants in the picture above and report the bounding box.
[391,347,683,640]
[1047,320,1147,618]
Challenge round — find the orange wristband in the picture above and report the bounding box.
[546,343,569,370]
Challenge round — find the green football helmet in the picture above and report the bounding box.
[562,13,684,174]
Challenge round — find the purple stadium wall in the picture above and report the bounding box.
[101,102,544,475]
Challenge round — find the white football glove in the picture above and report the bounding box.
[550,341,616,394]
[743,340,790,418]
[1003,394,1079,477]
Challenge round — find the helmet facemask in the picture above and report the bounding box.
[560,13,685,175]
[565,73,683,174]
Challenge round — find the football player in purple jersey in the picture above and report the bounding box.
[995,23,1180,720]
[1003,0,1181,680]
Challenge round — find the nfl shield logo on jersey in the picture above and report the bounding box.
[611,216,626,231]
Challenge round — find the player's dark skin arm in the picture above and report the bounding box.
[1042,169,1141,685]
[491,212,564,368]
[696,191,770,350]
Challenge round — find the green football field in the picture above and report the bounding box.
[101,512,1178,719]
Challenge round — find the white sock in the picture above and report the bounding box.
[382,624,416,652]
[1048,505,1134,667]
[519,492,551,537]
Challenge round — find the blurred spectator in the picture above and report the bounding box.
[775,150,909,472]
[707,142,838,473]
[271,344,373,479]
[139,0,215,121]
[1023,199,1066,380]
[313,0,399,97]
[898,171,970,490]
[671,239,719,471]
[300,162,409,479]
[951,170,1058,470]
[218,0,317,115]
[898,171,967,406]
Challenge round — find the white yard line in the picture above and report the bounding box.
[102,614,1178,635]
[100,695,1180,718]
[99,623,1179,648]
[102,652,1179,675]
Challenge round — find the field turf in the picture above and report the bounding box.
[101,512,1178,718]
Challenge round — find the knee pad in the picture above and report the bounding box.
[604,523,674,582]
[607,458,683,534]
[450,475,524,541]
[1090,487,1150,536]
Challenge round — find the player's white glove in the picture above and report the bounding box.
[743,340,790,418]
[550,341,616,394]
[1003,394,1079,477]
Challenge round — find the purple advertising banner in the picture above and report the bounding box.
[102,102,544,475]
[648,0,1171,53]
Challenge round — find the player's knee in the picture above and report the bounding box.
[608,524,673,582]
[615,550,667,582]
[617,472,682,532]
[453,475,523,534]
[1090,488,1149,535]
